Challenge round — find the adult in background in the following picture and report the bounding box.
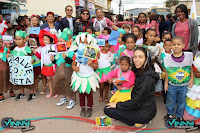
[40,12,58,35]
[56,16,62,26]
[158,15,165,38]
[172,4,199,56]
[10,7,18,28]
[14,16,26,36]
[104,47,159,132]
[135,13,152,30]
[162,14,173,32]
[149,13,159,36]
[59,5,77,32]
[73,9,93,35]
[92,8,118,33]
[0,14,8,35]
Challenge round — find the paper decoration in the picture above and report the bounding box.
[2,35,13,43]
[76,43,88,65]
[83,45,98,60]
[8,55,34,85]
[28,38,37,47]
[46,44,56,55]
[108,31,121,45]
[95,38,106,46]
[56,43,67,53]
[30,27,40,35]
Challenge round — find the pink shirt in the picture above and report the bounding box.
[92,17,113,27]
[175,20,190,50]
[121,49,134,58]
[135,23,152,29]
[150,20,160,35]
[105,68,135,89]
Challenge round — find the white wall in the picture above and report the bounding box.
[20,0,76,17]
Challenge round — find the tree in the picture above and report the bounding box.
[166,0,179,9]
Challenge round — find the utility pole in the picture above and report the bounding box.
[85,0,88,8]
[119,0,122,15]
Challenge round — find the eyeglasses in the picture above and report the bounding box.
[82,13,89,15]
[66,9,73,11]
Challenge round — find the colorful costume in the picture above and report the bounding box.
[183,57,200,125]
[39,29,57,77]
[96,50,114,83]
[104,68,135,103]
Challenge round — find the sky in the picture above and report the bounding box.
[111,0,166,14]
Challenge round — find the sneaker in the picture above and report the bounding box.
[66,99,75,109]
[10,91,16,99]
[86,107,92,118]
[130,124,147,132]
[56,98,67,106]
[164,114,173,121]
[80,107,86,118]
[27,94,36,102]
[0,95,4,102]
[15,93,25,101]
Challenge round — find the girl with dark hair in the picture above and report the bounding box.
[135,13,152,30]
[14,16,26,36]
[73,9,93,35]
[172,4,199,56]
[149,13,160,36]
[158,15,165,37]
[104,47,159,132]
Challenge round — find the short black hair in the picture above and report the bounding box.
[103,27,111,34]
[175,4,189,18]
[119,56,131,66]
[65,5,73,10]
[122,33,137,43]
[162,31,172,39]
[164,39,172,44]
[44,35,54,44]
[85,26,94,33]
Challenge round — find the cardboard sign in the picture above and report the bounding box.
[56,43,67,53]
[2,35,13,43]
[76,43,88,65]
[83,45,98,60]
[8,55,34,85]
[95,38,106,46]
[46,44,56,55]
[108,31,121,45]
[30,27,40,35]
[28,38,37,47]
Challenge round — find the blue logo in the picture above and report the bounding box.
[1,118,34,132]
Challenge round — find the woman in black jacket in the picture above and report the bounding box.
[73,9,93,36]
[104,47,159,131]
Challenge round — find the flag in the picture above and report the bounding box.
[190,0,197,20]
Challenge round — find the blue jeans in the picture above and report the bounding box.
[166,84,187,118]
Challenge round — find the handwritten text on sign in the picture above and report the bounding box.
[8,56,34,85]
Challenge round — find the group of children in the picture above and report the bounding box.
[0,21,199,125]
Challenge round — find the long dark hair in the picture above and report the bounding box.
[80,8,90,21]
[175,4,189,19]
[132,47,153,77]
[16,16,25,25]
[159,15,165,23]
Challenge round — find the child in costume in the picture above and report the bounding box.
[9,30,35,101]
[51,29,76,109]
[39,28,58,98]
[69,32,100,118]
[63,28,73,48]
[164,36,194,121]
[96,37,114,103]
[183,55,200,125]
[104,56,135,103]
[0,35,15,102]
[85,26,95,35]
[132,26,143,46]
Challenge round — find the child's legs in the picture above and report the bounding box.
[79,93,86,107]
[86,91,93,108]
[162,79,167,104]
[20,88,24,94]
[99,82,104,98]
[47,77,53,94]
[104,82,109,99]
[175,86,187,118]
[166,84,177,115]
[34,75,39,88]
[42,74,47,90]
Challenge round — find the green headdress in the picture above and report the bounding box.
[15,30,26,38]
[63,28,73,36]
[57,30,69,41]
[118,28,126,34]
[0,35,2,39]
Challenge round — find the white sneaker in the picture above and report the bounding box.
[56,98,67,106]
[66,99,75,109]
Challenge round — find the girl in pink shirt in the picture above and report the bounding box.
[104,56,135,103]
[150,13,160,36]
[135,13,152,30]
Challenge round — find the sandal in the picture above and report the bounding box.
[46,93,52,98]
[104,98,109,103]
[98,97,103,103]
[40,91,45,95]
[53,94,58,98]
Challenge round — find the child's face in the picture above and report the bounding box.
[172,39,185,53]
[101,42,111,52]
[15,36,25,46]
[43,36,51,44]
[146,31,156,45]
[86,29,93,35]
[162,34,171,42]
[124,28,130,34]
[125,37,135,50]
[132,27,139,37]
[163,41,172,53]
[102,30,109,35]
[120,60,130,72]
[58,38,67,43]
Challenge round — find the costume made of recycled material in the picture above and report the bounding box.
[0,47,11,93]
[52,29,76,98]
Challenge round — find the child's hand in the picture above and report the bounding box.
[6,43,11,48]
[107,79,113,83]
[87,59,92,66]
[111,47,114,53]
[97,51,100,59]
[6,54,10,58]
[50,55,54,61]
[188,79,193,88]
[31,59,34,64]
[74,66,80,72]
[32,49,36,54]
[116,85,122,91]
[62,53,66,59]
[114,80,124,85]
[164,83,168,93]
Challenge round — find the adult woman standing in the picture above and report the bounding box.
[13,16,26,36]
[172,4,199,56]
[135,13,152,30]
[73,9,93,35]
[104,47,159,132]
